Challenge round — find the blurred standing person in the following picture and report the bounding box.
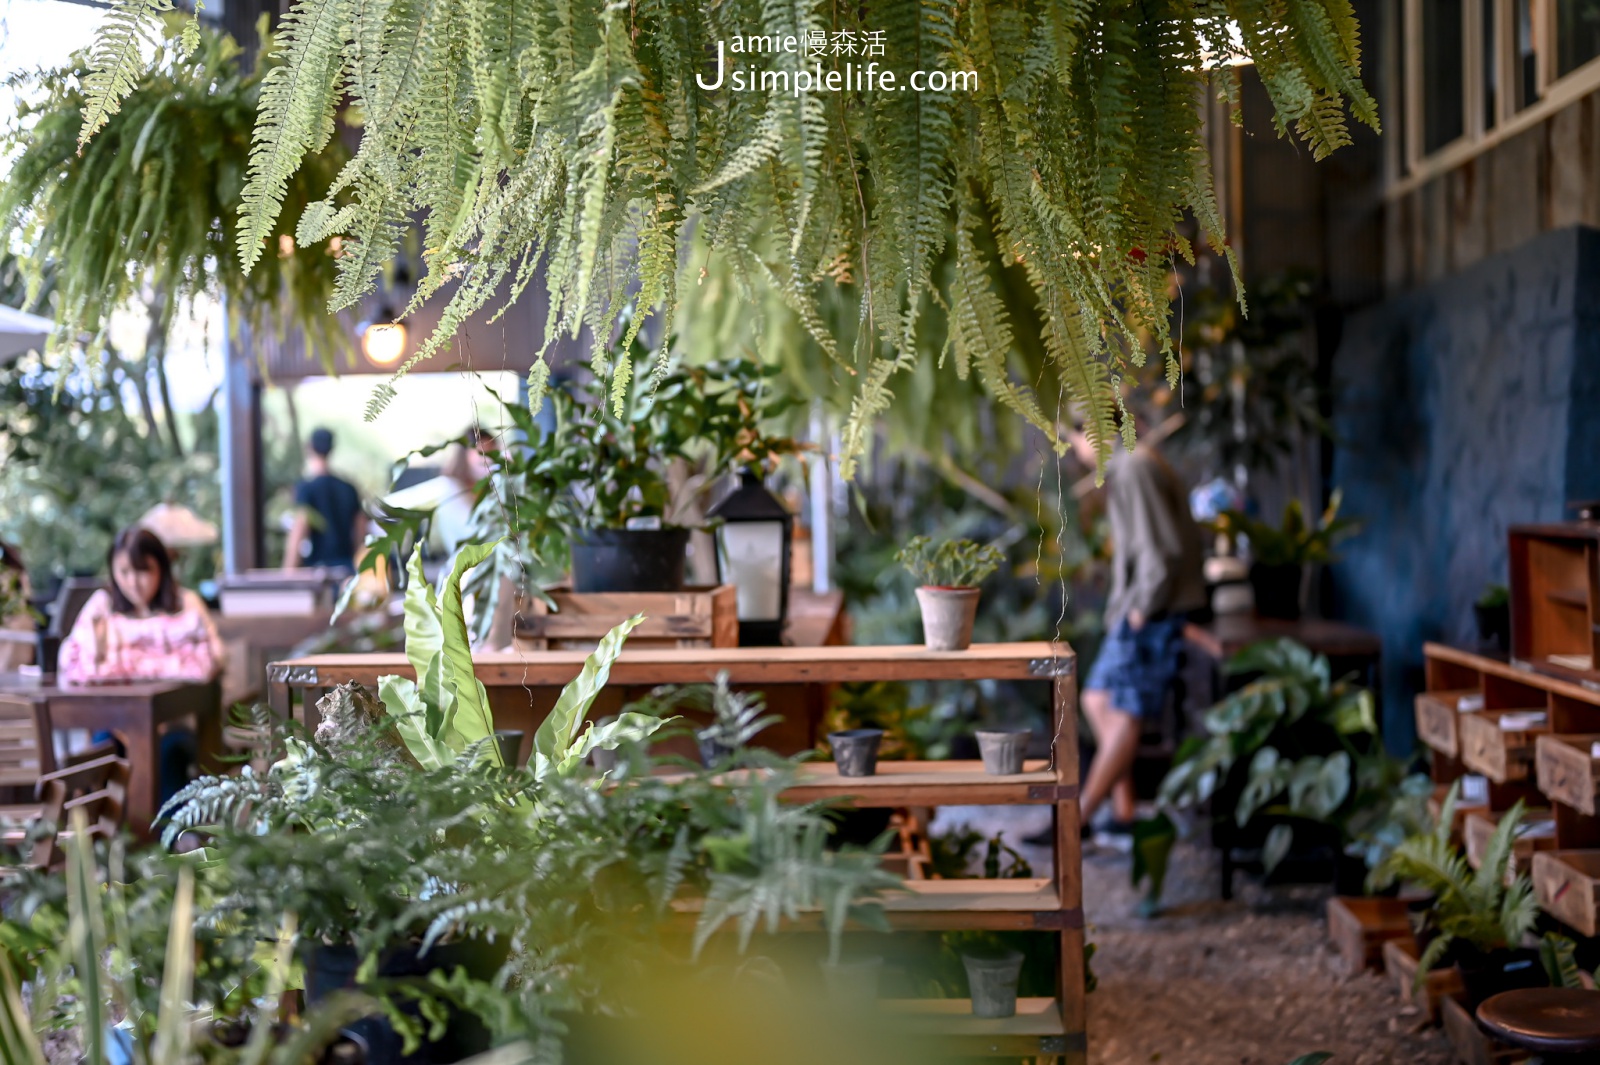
[432,427,499,559]
[1075,413,1207,835]
[283,427,365,573]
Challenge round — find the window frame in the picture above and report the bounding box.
[1388,0,1600,195]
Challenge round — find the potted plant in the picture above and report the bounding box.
[1213,491,1359,619]
[896,536,1004,651]
[1370,784,1545,1007]
[1475,583,1511,652]
[1157,639,1431,894]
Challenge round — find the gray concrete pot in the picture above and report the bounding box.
[915,586,981,651]
[827,729,884,777]
[975,728,1030,776]
[819,955,883,1006]
[961,948,1025,1018]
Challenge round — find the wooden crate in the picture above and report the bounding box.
[1535,733,1600,816]
[1464,809,1556,876]
[1532,850,1600,937]
[1382,937,1464,1024]
[1417,690,1479,758]
[1509,524,1600,685]
[1460,709,1549,783]
[1327,896,1413,974]
[1440,994,1529,1065]
[513,585,737,651]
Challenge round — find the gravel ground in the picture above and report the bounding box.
[931,806,1455,1065]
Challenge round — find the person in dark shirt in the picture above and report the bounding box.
[282,427,365,572]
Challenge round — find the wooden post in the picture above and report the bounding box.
[1052,672,1086,1065]
[219,302,263,575]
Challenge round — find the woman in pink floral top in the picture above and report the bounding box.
[59,527,223,685]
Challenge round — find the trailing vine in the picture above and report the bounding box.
[76,0,1375,474]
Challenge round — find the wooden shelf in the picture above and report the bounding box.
[674,878,1070,932]
[1535,734,1600,815]
[882,997,1068,1056]
[777,760,1062,806]
[269,640,1076,688]
[1532,851,1600,937]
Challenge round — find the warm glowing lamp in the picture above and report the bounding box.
[360,307,407,365]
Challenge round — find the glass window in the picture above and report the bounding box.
[1484,0,1499,127]
[1557,0,1600,76]
[1516,0,1541,110]
[1424,0,1466,151]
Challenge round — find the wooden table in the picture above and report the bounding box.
[0,673,222,839]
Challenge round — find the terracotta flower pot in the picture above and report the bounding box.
[962,948,1025,1018]
[916,586,981,651]
[975,729,1030,775]
[827,728,884,777]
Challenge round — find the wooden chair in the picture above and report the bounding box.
[0,693,53,824]
[3,753,132,872]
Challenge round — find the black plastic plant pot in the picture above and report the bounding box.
[1249,562,1303,620]
[1475,602,1511,652]
[1455,945,1548,1009]
[306,938,508,1064]
[569,527,689,593]
[828,728,884,777]
[697,736,735,767]
[494,729,524,768]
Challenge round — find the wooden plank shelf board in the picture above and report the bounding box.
[674,878,1070,932]
[1534,734,1600,815]
[1417,690,1480,759]
[1532,850,1600,937]
[776,760,1060,806]
[1459,710,1549,783]
[1464,809,1557,875]
[882,997,1071,1056]
[269,641,1075,689]
[1382,938,1463,1025]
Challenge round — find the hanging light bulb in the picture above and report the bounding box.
[359,305,407,366]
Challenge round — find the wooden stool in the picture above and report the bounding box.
[1477,988,1600,1064]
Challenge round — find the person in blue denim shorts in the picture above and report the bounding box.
[1075,420,1206,834]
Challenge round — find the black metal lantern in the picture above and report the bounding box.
[707,468,792,646]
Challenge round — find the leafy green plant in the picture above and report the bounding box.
[81,0,1377,475]
[0,15,348,368]
[1477,584,1510,609]
[629,672,781,763]
[1213,491,1359,567]
[1157,639,1426,875]
[896,536,1003,588]
[1370,784,1540,980]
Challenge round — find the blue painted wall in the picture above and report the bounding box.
[1328,225,1600,749]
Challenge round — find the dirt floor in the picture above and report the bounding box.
[935,806,1455,1065]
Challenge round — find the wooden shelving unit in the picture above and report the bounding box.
[1419,642,1600,940]
[269,641,1085,1063]
[1508,523,1600,687]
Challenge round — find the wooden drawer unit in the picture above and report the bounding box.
[1428,782,1488,839]
[1464,808,1557,875]
[1509,523,1600,686]
[1326,896,1412,974]
[1460,709,1549,783]
[1535,734,1600,816]
[1382,938,1464,1025]
[1416,689,1478,758]
[1532,851,1600,937]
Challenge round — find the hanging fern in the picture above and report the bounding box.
[77,0,1375,472]
[1,15,350,366]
